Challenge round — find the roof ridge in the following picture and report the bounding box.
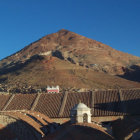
[58,91,68,117]
[31,93,41,111]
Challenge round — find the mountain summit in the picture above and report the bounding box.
[1,29,140,75]
[0,29,140,92]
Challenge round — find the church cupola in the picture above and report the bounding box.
[70,102,91,124]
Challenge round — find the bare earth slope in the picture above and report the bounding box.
[0,29,140,91]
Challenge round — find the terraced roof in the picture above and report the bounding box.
[34,93,63,118]
[63,92,91,117]
[94,90,121,116]
[0,94,11,110]
[0,89,140,118]
[5,94,37,110]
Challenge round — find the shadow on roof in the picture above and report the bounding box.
[94,98,140,116]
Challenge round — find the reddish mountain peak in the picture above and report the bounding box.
[0,29,140,91]
[57,29,79,37]
[0,29,140,76]
[58,29,70,33]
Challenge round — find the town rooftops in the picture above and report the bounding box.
[0,89,140,118]
[42,122,114,140]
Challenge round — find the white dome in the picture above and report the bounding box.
[72,103,89,110]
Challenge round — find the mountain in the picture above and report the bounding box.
[0,29,140,93]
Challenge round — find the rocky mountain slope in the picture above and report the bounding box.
[0,29,140,93]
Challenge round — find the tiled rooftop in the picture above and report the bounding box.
[0,94,11,110]
[34,93,63,118]
[94,90,122,116]
[63,92,91,117]
[0,110,53,139]
[42,122,114,140]
[5,94,37,110]
[0,89,140,118]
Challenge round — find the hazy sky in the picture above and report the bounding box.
[0,0,140,60]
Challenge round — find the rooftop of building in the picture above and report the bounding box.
[0,88,140,118]
[0,110,55,139]
[42,121,114,140]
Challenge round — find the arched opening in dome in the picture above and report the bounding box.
[83,113,88,123]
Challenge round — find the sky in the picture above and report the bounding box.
[0,0,140,60]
